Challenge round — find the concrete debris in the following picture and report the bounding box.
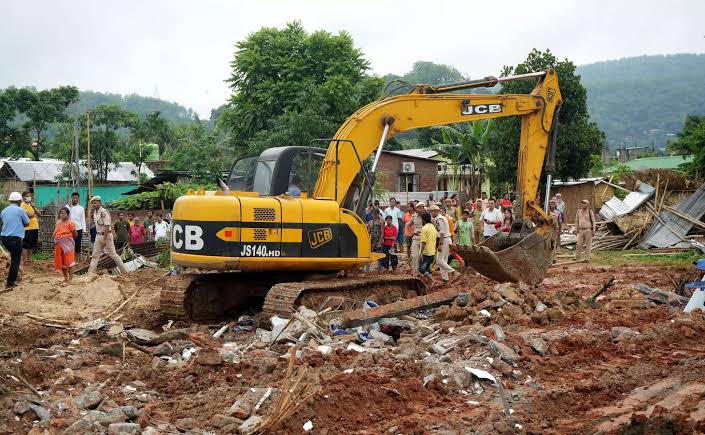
[525,337,549,356]
[488,340,520,364]
[238,415,263,434]
[73,390,103,410]
[610,326,640,341]
[108,422,141,434]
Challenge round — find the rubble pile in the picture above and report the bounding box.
[1,262,705,433]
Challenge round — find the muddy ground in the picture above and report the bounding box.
[0,257,704,434]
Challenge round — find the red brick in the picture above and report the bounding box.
[375,152,437,194]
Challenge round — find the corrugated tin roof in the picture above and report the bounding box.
[0,158,154,183]
[552,177,606,187]
[384,149,440,161]
[639,182,705,249]
[624,155,693,171]
[598,181,655,220]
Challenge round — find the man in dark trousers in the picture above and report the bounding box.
[1,192,29,289]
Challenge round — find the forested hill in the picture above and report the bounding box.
[70,90,197,124]
[577,53,705,150]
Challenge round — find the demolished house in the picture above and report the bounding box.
[560,169,705,252]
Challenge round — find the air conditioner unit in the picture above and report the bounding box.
[400,162,415,173]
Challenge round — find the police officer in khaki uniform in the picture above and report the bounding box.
[406,202,425,274]
[88,196,128,274]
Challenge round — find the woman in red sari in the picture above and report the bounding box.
[53,207,78,283]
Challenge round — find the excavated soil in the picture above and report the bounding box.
[0,259,704,434]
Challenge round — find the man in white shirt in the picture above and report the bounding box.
[153,213,171,241]
[69,192,86,260]
[383,197,404,234]
[429,205,460,283]
[480,199,503,240]
[555,193,566,214]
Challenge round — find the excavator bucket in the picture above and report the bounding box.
[451,231,553,285]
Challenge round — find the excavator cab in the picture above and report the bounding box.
[225,146,326,197]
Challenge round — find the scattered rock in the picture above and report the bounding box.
[175,417,198,430]
[141,427,160,435]
[488,340,520,364]
[238,415,263,434]
[369,329,394,345]
[13,400,30,415]
[64,419,94,434]
[526,337,549,356]
[227,403,250,419]
[494,283,523,305]
[74,390,103,410]
[211,414,243,428]
[535,302,547,313]
[611,326,639,341]
[100,342,124,357]
[484,324,506,342]
[108,422,141,434]
[490,357,513,377]
[455,293,470,307]
[196,349,223,366]
[67,357,84,369]
[28,404,51,422]
[388,425,399,433]
[125,328,159,345]
[111,406,139,420]
[547,307,566,322]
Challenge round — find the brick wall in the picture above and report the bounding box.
[375,152,437,193]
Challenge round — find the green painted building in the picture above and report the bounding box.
[0,158,154,207]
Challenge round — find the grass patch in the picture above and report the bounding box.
[32,251,52,261]
[589,249,702,268]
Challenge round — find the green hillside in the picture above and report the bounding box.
[69,90,197,124]
[577,53,705,150]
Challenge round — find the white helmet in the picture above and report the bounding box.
[8,192,22,201]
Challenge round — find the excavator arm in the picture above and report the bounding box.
[313,69,562,226]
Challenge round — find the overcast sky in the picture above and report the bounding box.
[1,0,703,117]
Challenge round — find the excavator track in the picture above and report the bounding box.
[262,275,426,318]
[160,272,426,321]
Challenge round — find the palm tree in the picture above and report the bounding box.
[431,120,494,197]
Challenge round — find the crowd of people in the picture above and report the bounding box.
[0,191,171,288]
[363,191,595,286]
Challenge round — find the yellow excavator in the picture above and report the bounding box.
[161,69,562,319]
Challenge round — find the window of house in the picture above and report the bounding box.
[398,174,419,192]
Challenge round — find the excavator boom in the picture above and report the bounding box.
[314,70,562,284]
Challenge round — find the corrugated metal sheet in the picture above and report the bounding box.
[0,159,154,182]
[599,181,655,220]
[639,182,705,249]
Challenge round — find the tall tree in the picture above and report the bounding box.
[488,49,605,189]
[90,104,138,181]
[221,21,382,155]
[19,86,79,160]
[167,120,230,182]
[131,111,175,156]
[669,115,705,179]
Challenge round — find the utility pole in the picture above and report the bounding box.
[86,112,93,223]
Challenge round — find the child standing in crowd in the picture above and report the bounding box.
[456,209,473,247]
[381,215,398,271]
[418,212,437,288]
[365,211,383,272]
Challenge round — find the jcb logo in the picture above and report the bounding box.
[308,228,333,249]
[461,103,502,116]
[547,88,556,103]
